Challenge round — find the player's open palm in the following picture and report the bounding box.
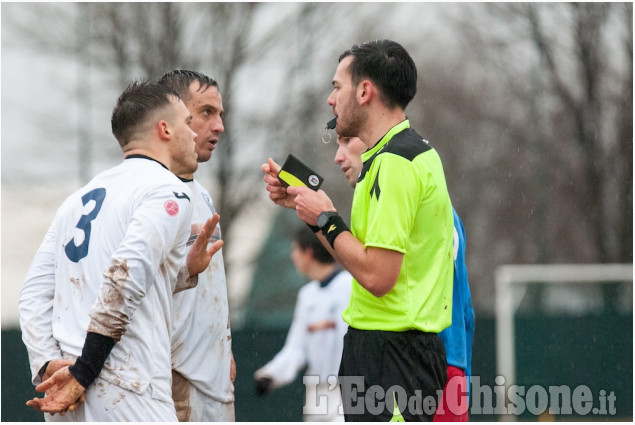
[187,213,223,277]
[27,366,85,415]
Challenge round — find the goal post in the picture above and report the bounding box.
[495,263,633,420]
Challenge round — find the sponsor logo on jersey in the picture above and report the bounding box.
[173,191,191,201]
[165,200,180,216]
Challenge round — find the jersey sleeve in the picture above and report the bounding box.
[254,287,309,388]
[87,187,193,340]
[173,264,198,294]
[364,154,420,253]
[18,221,63,385]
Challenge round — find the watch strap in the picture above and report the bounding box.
[320,213,349,248]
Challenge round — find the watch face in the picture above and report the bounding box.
[317,212,329,228]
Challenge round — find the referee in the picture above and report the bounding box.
[263,39,454,421]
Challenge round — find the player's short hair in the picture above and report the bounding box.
[294,225,335,265]
[157,69,219,103]
[339,39,417,110]
[111,80,181,148]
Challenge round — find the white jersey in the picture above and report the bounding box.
[255,270,352,387]
[171,180,234,408]
[19,157,193,407]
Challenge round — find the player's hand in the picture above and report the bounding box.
[286,187,335,226]
[262,158,296,210]
[39,360,86,416]
[230,352,237,382]
[255,376,273,396]
[26,366,86,415]
[187,213,224,277]
[41,359,75,382]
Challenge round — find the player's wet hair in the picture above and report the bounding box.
[158,69,219,103]
[111,80,181,148]
[339,39,417,110]
[294,225,335,265]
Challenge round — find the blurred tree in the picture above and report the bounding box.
[3,3,630,316]
[412,3,632,310]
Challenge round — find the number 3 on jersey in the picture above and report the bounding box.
[65,188,106,263]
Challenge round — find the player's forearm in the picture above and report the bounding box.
[87,256,149,340]
[257,346,305,387]
[19,235,63,383]
[19,297,62,383]
[68,331,116,388]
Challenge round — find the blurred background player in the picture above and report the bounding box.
[254,225,351,422]
[19,81,223,420]
[158,69,235,422]
[334,135,475,421]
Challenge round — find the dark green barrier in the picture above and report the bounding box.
[1,329,42,422]
[2,313,632,421]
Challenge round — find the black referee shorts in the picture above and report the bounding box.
[338,327,447,422]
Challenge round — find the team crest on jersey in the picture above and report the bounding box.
[165,200,179,216]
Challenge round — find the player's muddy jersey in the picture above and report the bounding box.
[171,179,234,404]
[21,157,192,404]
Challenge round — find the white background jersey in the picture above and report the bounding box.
[255,270,352,387]
[171,180,234,405]
[19,158,193,405]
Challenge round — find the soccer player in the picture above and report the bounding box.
[334,135,475,421]
[263,39,454,421]
[19,81,223,421]
[158,69,235,421]
[254,225,351,422]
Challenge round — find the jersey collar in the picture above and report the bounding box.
[319,269,342,288]
[124,154,169,171]
[361,119,410,163]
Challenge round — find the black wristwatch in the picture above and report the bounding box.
[317,211,339,230]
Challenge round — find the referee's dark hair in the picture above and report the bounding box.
[294,225,335,265]
[158,69,219,103]
[339,39,417,110]
[111,80,181,148]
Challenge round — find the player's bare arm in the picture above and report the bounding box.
[287,186,403,297]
